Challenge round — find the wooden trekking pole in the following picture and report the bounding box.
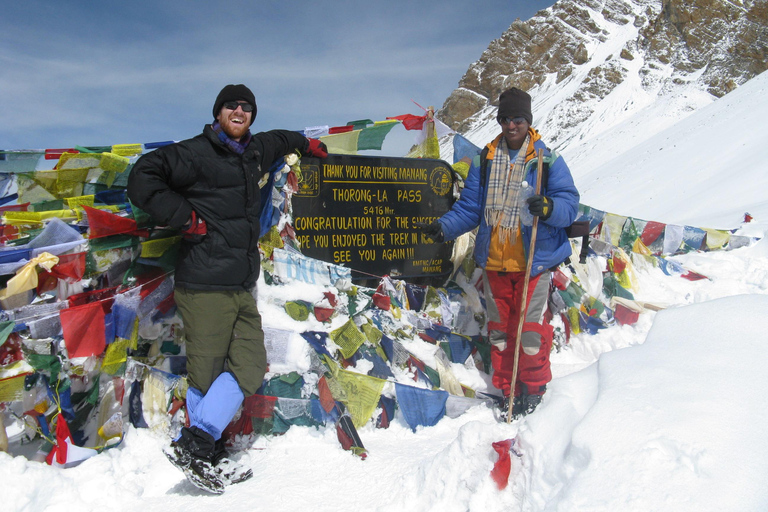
[507,148,545,423]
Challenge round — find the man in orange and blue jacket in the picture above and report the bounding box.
[422,88,579,419]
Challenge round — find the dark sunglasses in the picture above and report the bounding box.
[497,116,527,126]
[223,101,254,113]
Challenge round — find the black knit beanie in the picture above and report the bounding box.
[212,84,257,125]
[497,87,532,125]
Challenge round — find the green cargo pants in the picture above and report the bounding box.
[174,288,267,396]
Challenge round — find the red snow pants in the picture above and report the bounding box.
[484,270,553,397]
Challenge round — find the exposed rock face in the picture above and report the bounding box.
[439,0,768,150]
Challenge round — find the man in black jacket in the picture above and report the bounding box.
[127,84,327,493]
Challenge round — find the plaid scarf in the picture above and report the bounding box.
[211,122,252,154]
[484,133,531,244]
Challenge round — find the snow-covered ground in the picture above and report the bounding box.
[3,73,768,512]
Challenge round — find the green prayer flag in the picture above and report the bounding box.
[357,122,398,151]
[0,321,15,347]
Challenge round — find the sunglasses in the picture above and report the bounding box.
[497,116,527,126]
[223,101,254,113]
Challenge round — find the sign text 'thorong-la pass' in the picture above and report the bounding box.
[292,154,455,282]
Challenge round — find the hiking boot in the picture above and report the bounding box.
[496,395,518,422]
[210,437,253,485]
[509,392,544,420]
[523,393,543,416]
[510,395,525,420]
[216,457,254,485]
[212,437,228,466]
[164,426,226,494]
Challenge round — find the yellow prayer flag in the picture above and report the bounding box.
[631,237,652,256]
[99,152,130,173]
[0,360,34,402]
[704,228,731,250]
[111,144,143,157]
[320,130,360,155]
[65,195,96,209]
[603,213,627,247]
[361,323,382,344]
[58,153,101,171]
[3,210,77,225]
[101,338,131,375]
[330,319,367,359]
[435,359,463,396]
[140,236,181,258]
[0,373,28,402]
[334,369,386,428]
[0,252,59,300]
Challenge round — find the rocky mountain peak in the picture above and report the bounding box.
[439,0,768,154]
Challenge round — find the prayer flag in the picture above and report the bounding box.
[387,114,427,131]
[395,383,448,431]
[45,414,98,467]
[320,130,360,155]
[83,205,139,238]
[328,125,354,134]
[60,300,110,358]
[357,121,397,151]
[490,439,517,490]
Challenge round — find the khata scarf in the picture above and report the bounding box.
[212,122,252,155]
[484,133,531,244]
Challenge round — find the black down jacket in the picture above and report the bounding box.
[127,124,309,291]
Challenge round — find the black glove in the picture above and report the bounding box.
[526,195,553,220]
[416,220,444,242]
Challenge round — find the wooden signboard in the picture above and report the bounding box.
[292,154,455,283]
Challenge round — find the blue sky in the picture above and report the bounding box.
[1,0,555,155]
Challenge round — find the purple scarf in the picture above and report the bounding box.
[212,122,252,154]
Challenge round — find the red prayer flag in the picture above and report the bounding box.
[611,256,626,274]
[490,439,515,490]
[328,125,354,134]
[45,148,78,160]
[243,394,278,418]
[387,114,427,131]
[317,376,336,413]
[46,252,86,281]
[60,301,110,358]
[46,415,73,465]
[314,306,335,323]
[372,292,391,310]
[640,221,665,246]
[614,303,640,326]
[0,202,30,213]
[67,286,118,307]
[83,205,139,238]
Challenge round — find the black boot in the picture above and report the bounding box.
[210,436,253,485]
[509,385,546,420]
[164,426,226,494]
